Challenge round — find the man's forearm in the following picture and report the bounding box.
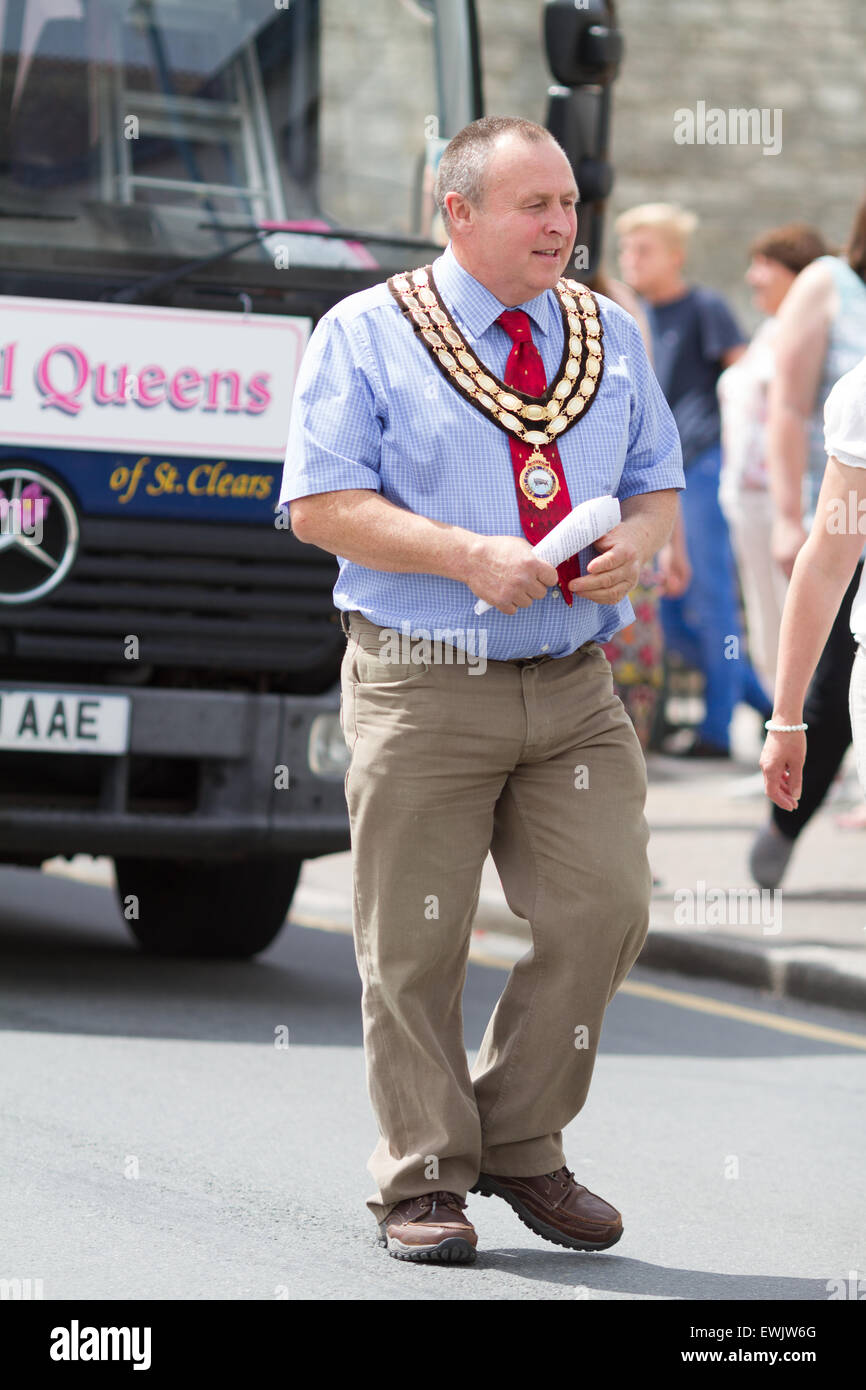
[291,486,678,602]
[289,488,479,583]
[617,490,679,565]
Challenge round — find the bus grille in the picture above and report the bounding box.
[0,517,343,690]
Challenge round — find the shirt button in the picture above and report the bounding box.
[541,643,550,652]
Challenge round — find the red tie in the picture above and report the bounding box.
[496,310,581,605]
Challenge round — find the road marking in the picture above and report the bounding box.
[293,911,352,933]
[294,913,866,1052]
[620,978,866,1051]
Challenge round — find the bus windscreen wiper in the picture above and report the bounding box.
[107,224,445,304]
[198,222,445,250]
[107,228,268,303]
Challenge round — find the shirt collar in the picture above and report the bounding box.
[431,242,557,342]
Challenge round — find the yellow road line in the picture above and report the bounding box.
[293,913,866,1052]
[619,978,866,1051]
[293,912,351,933]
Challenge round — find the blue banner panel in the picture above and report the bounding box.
[0,446,283,523]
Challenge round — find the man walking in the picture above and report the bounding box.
[281,117,684,1263]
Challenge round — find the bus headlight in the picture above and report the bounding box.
[308,713,351,778]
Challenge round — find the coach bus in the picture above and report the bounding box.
[0,0,619,956]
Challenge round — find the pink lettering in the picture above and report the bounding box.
[168,367,202,410]
[0,342,15,398]
[245,371,272,415]
[204,370,241,413]
[36,343,88,415]
[93,362,130,405]
[136,365,167,408]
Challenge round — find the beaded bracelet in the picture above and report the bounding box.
[764,720,808,732]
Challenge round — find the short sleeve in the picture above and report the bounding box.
[697,289,746,364]
[278,310,384,508]
[824,357,866,470]
[617,313,686,501]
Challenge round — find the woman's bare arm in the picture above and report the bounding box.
[766,260,834,576]
[760,454,864,809]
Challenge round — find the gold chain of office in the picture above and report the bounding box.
[386,265,605,447]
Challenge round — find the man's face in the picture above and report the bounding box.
[617,227,682,298]
[452,135,578,305]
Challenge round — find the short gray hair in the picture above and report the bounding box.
[434,116,562,234]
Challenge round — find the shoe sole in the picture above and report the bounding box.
[471,1176,623,1252]
[377,1233,477,1263]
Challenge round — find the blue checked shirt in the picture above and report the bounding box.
[279,243,685,660]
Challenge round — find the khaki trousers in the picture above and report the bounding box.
[339,611,651,1224]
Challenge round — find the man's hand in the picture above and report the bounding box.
[465,534,559,615]
[656,540,692,597]
[567,524,642,605]
[772,515,808,579]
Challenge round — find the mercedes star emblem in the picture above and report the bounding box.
[0,466,80,605]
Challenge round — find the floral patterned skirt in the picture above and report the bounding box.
[601,566,664,751]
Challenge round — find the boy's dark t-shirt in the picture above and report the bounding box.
[645,287,744,467]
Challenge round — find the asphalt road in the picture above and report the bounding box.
[1,865,865,1301]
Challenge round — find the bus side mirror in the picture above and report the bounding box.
[543,0,623,89]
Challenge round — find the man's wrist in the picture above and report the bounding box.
[615,517,652,568]
[440,527,482,585]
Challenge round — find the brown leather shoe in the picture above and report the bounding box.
[377,1191,478,1263]
[471,1167,623,1251]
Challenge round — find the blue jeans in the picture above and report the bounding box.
[660,443,771,748]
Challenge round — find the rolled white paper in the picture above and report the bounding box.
[473,494,622,615]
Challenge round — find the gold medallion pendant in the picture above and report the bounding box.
[387,264,605,450]
[519,452,560,510]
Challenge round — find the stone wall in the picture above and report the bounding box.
[475,0,866,328]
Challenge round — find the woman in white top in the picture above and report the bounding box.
[751,193,866,886]
[761,353,866,806]
[718,224,826,693]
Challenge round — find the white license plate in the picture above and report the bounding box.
[0,690,131,754]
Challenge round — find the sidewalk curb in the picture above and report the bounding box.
[638,926,866,1015]
[472,891,866,1013]
[294,882,866,1015]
